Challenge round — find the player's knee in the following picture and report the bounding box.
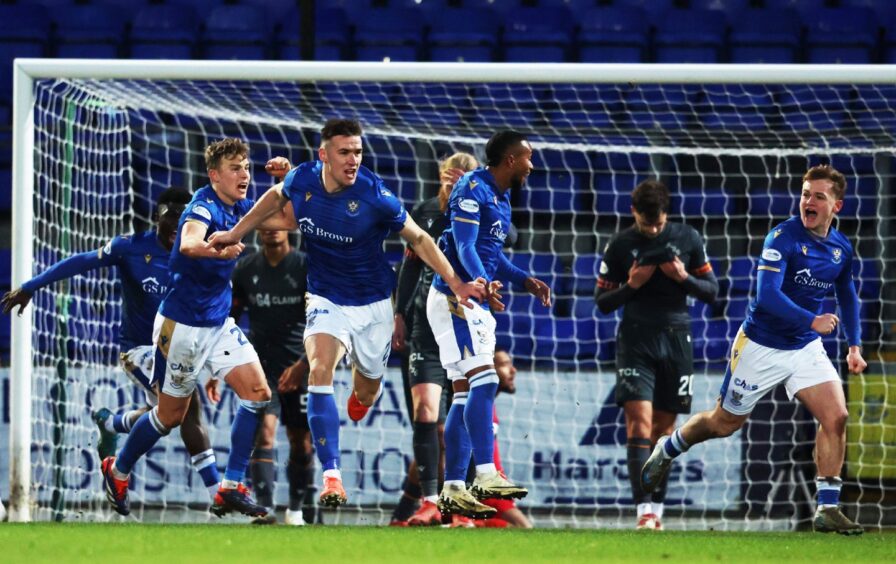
[823,409,848,435]
[154,405,183,432]
[239,397,270,412]
[308,364,333,387]
[413,402,438,423]
[289,445,313,469]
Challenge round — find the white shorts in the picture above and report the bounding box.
[303,294,392,379]
[120,345,159,407]
[426,286,497,381]
[719,328,840,415]
[152,314,259,398]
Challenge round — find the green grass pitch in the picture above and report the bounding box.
[3,524,894,563]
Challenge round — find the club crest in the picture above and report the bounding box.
[346,199,360,217]
[832,248,842,263]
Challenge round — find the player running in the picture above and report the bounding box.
[428,130,551,519]
[641,165,866,535]
[207,119,487,508]
[596,179,718,530]
[231,228,316,526]
[1,188,224,503]
[99,138,286,518]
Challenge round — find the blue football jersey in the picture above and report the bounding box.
[281,161,407,306]
[160,185,253,327]
[744,216,855,349]
[432,168,513,295]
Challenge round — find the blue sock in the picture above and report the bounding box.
[114,407,169,475]
[663,429,690,459]
[444,392,471,482]
[816,477,842,507]
[223,401,263,483]
[464,375,498,467]
[111,411,136,433]
[191,449,220,488]
[308,386,340,471]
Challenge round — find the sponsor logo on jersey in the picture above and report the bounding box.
[141,276,166,294]
[458,198,480,213]
[297,216,353,243]
[251,292,303,307]
[734,377,759,391]
[617,368,640,377]
[794,268,834,290]
[490,220,507,241]
[761,248,782,262]
[832,248,842,263]
[346,199,360,217]
[285,274,299,289]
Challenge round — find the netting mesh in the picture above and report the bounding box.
[21,75,894,528]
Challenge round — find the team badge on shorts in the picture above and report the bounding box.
[347,200,360,217]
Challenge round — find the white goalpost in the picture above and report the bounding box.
[8,59,895,529]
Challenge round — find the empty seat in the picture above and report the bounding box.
[502,6,574,62]
[0,4,49,100]
[654,9,726,63]
[729,9,800,63]
[428,7,498,62]
[698,85,774,131]
[578,6,648,63]
[355,8,424,62]
[202,4,269,60]
[53,3,126,58]
[806,8,877,64]
[130,3,199,59]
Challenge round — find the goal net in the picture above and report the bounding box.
[7,61,894,529]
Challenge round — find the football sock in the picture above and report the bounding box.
[627,437,652,505]
[662,429,690,459]
[110,409,142,434]
[464,374,498,467]
[413,421,440,498]
[114,406,169,476]
[651,463,671,505]
[223,401,263,484]
[286,448,312,512]
[249,447,276,508]
[308,386,341,471]
[191,449,221,500]
[816,476,842,507]
[444,392,472,483]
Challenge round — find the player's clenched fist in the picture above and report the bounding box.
[265,157,292,180]
[811,312,839,335]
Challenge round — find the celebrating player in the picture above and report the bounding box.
[231,228,316,526]
[641,165,866,535]
[595,179,718,530]
[207,119,487,508]
[428,130,551,519]
[391,152,479,526]
[100,139,283,518]
[1,188,224,503]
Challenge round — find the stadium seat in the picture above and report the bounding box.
[726,256,756,296]
[277,7,351,61]
[775,85,852,134]
[672,188,734,217]
[522,170,581,212]
[202,4,269,60]
[0,166,10,212]
[578,6,648,63]
[572,254,599,295]
[240,0,297,23]
[0,4,49,102]
[502,6,574,63]
[697,85,773,132]
[428,7,499,62]
[53,3,126,59]
[612,0,677,26]
[729,9,800,64]
[130,3,199,60]
[354,8,424,62]
[806,8,877,64]
[624,85,695,131]
[654,9,726,63]
[854,259,881,300]
[690,0,751,19]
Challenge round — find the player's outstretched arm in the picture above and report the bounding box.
[181,221,244,260]
[1,249,112,315]
[495,251,551,307]
[398,215,486,309]
[208,184,290,249]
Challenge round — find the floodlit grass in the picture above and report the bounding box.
[3,523,894,563]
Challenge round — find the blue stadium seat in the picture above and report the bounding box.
[775,85,852,133]
[578,6,648,63]
[522,170,581,212]
[355,8,424,62]
[469,85,539,129]
[747,188,797,217]
[672,189,734,217]
[572,254,599,295]
[0,247,9,288]
[53,3,125,58]
[612,0,676,26]
[0,4,49,102]
[428,7,498,62]
[806,8,877,64]
[765,0,834,21]
[0,167,10,212]
[729,9,800,63]
[241,0,297,23]
[624,86,695,130]
[203,4,269,60]
[572,295,596,318]
[854,259,881,300]
[690,0,751,19]
[837,176,878,218]
[130,3,199,59]
[277,6,351,61]
[726,256,756,296]
[725,297,751,324]
[654,9,726,63]
[510,252,562,277]
[502,6,574,62]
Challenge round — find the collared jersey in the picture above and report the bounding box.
[98,230,171,350]
[597,222,712,327]
[745,215,855,349]
[281,161,407,306]
[232,249,308,371]
[160,185,253,327]
[432,168,512,295]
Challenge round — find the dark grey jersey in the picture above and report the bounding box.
[232,249,308,371]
